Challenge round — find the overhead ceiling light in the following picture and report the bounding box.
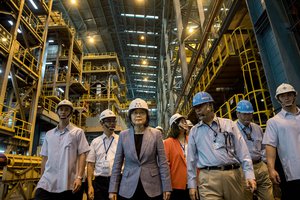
[136,90,156,94]
[124,30,159,35]
[127,44,157,49]
[29,0,38,9]
[121,13,159,19]
[48,39,54,43]
[58,88,64,93]
[134,78,156,83]
[129,55,157,60]
[88,36,95,43]
[131,64,157,69]
[70,0,77,4]
[140,35,145,41]
[142,60,147,65]
[46,62,53,65]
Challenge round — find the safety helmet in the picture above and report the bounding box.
[56,99,73,112]
[169,113,185,126]
[156,126,163,132]
[186,120,193,127]
[192,92,214,107]
[99,109,116,122]
[128,98,149,111]
[275,83,297,99]
[236,100,254,113]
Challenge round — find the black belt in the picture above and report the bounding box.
[95,175,110,181]
[200,163,240,170]
[252,158,261,164]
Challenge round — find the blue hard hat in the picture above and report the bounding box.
[236,100,254,113]
[192,92,214,107]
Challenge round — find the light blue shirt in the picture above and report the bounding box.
[37,123,90,192]
[86,133,119,177]
[236,121,265,162]
[263,108,300,181]
[187,116,254,188]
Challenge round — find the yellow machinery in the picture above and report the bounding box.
[0,154,41,200]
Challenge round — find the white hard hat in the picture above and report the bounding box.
[128,98,149,111]
[156,126,163,132]
[186,120,193,127]
[56,99,73,112]
[99,109,116,122]
[169,113,185,126]
[275,83,297,99]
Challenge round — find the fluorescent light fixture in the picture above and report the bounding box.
[129,55,157,60]
[127,44,157,49]
[134,78,156,83]
[46,62,53,65]
[0,69,2,73]
[136,84,156,88]
[29,0,38,9]
[134,72,156,76]
[8,21,21,33]
[8,75,11,79]
[58,88,64,93]
[124,30,159,35]
[121,13,159,19]
[131,64,157,69]
[48,39,54,43]
[136,90,156,94]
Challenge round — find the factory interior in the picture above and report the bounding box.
[0,0,300,199]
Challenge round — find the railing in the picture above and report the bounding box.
[14,118,32,141]
[83,52,117,57]
[0,104,16,132]
[83,63,118,71]
[13,41,39,75]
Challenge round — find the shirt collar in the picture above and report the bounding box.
[55,123,72,134]
[280,107,300,117]
[102,132,115,140]
[198,115,218,127]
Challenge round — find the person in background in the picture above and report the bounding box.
[156,126,165,137]
[263,83,300,200]
[109,98,172,200]
[187,91,256,200]
[35,99,90,200]
[164,113,191,200]
[236,100,274,200]
[186,120,194,132]
[86,109,119,200]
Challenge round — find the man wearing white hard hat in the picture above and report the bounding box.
[236,100,274,200]
[35,99,90,199]
[263,83,300,199]
[86,109,119,200]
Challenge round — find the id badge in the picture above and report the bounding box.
[101,160,110,175]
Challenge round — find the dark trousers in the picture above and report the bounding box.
[119,179,163,200]
[281,179,300,200]
[93,176,111,200]
[34,188,74,200]
[170,188,191,200]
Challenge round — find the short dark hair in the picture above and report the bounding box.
[128,108,150,127]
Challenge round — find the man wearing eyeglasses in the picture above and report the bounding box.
[187,92,256,200]
[236,100,274,200]
[86,109,119,200]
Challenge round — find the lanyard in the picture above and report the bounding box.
[178,137,186,157]
[103,137,114,160]
[203,120,221,143]
[237,121,253,141]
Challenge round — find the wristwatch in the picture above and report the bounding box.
[77,176,83,180]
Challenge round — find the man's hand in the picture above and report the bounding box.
[109,192,117,200]
[88,186,94,200]
[163,191,171,200]
[246,179,257,193]
[72,178,82,193]
[189,188,199,200]
[269,168,281,184]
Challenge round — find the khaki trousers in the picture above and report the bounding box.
[198,168,243,200]
[241,161,274,200]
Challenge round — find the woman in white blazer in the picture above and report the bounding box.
[109,98,172,200]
